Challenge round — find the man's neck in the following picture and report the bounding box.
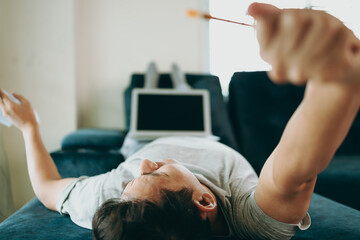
[201,184,229,236]
[210,205,229,236]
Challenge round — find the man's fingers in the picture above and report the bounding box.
[12,92,26,103]
[0,88,13,104]
[248,2,281,19]
[0,89,7,102]
[249,3,281,52]
[347,33,360,63]
[0,93,4,107]
[268,69,288,84]
[251,3,360,85]
[0,89,12,105]
[0,89,22,118]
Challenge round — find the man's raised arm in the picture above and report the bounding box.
[256,80,360,224]
[248,3,360,224]
[0,89,75,210]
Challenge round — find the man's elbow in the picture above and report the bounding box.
[34,188,58,211]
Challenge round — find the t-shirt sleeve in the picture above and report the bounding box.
[232,191,311,240]
[56,173,121,230]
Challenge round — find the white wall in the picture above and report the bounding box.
[0,0,77,210]
[76,0,209,128]
[0,128,13,221]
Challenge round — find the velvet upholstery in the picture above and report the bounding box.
[0,199,92,240]
[294,194,360,239]
[2,194,359,240]
[61,128,127,151]
[52,150,125,178]
[315,155,360,210]
[228,71,305,174]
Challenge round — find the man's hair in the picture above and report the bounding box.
[92,187,211,240]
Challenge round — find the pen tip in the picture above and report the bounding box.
[187,9,200,18]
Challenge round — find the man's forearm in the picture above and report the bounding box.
[272,80,360,191]
[22,126,63,206]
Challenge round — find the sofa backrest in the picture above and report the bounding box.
[124,73,238,150]
[228,71,360,174]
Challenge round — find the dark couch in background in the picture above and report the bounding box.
[229,71,360,211]
[0,72,359,240]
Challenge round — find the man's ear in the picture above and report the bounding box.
[194,192,217,217]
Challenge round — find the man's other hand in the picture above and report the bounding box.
[0,89,37,133]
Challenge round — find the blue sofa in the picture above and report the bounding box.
[0,72,359,240]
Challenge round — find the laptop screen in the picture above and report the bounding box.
[137,94,204,131]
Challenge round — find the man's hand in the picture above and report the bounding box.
[0,89,37,133]
[248,2,360,85]
[0,88,75,210]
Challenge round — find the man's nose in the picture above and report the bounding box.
[140,159,158,175]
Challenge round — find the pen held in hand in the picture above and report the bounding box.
[187,9,254,28]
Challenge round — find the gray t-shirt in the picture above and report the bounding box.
[56,136,310,239]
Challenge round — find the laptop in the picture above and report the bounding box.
[129,88,214,140]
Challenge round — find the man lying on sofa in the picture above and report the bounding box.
[0,3,359,240]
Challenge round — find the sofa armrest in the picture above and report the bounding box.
[61,128,127,151]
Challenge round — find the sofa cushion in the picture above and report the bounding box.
[52,150,124,178]
[61,129,127,151]
[229,71,360,170]
[0,198,92,240]
[228,71,304,174]
[315,155,360,210]
[293,193,360,240]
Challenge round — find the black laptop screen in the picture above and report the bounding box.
[137,94,204,131]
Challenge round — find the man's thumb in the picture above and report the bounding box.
[248,2,280,19]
